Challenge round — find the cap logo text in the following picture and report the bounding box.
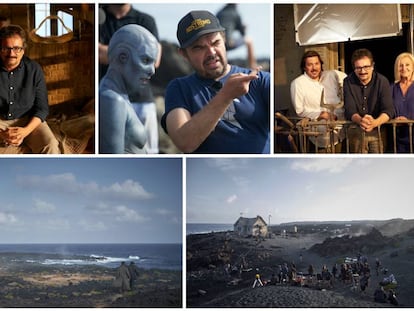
[186,18,211,33]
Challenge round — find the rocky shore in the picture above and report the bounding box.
[0,253,181,307]
[187,229,414,307]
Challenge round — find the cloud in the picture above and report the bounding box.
[170,216,180,224]
[226,194,238,204]
[79,220,107,232]
[87,202,112,214]
[39,218,71,230]
[17,173,82,192]
[154,209,181,225]
[232,176,250,188]
[101,180,154,200]
[114,205,148,223]
[155,208,172,216]
[305,184,314,194]
[33,199,56,213]
[87,203,149,223]
[291,158,353,173]
[0,212,17,224]
[206,158,250,171]
[16,174,153,201]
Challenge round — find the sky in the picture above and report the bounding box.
[131,3,271,59]
[0,158,182,244]
[187,157,414,224]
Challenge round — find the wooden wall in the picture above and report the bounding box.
[0,4,94,107]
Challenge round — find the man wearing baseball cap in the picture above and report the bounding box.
[161,10,270,154]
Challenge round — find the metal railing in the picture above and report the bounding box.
[275,113,414,153]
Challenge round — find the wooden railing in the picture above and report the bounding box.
[275,113,414,153]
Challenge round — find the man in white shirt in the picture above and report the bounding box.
[290,50,346,152]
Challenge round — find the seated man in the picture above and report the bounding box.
[99,24,159,153]
[0,25,59,153]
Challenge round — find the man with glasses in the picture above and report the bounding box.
[0,25,60,153]
[344,48,395,153]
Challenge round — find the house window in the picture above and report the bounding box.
[34,3,73,36]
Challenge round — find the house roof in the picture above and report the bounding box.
[234,215,267,227]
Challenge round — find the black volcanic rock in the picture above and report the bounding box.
[309,228,392,257]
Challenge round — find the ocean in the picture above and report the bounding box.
[186,223,233,235]
[0,243,182,271]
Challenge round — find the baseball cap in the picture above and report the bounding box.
[177,10,225,48]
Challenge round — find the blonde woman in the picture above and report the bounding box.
[392,52,414,152]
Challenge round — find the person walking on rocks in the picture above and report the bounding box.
[128,261,140,290]
[115,261,131,293]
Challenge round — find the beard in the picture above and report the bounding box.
[200,55,228,80]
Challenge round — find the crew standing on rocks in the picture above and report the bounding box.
[308,264,315,278]
[331,263,338,279]
[360,272,369,293]
[375,258,381,276]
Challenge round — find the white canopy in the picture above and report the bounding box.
[294,4,402,46]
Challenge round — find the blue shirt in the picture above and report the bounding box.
[162,65,270,154]
[392,82,414,119]
[392,82,414,151]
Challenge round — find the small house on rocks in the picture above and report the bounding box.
[234,215,268,238]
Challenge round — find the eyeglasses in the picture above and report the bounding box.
[354,65,372,72]
[1,46,24,53]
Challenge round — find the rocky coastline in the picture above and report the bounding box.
[0,253,182,307]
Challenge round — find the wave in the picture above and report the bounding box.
[25,254,142,268]
[42,259,88,266]
[0,243,181,271]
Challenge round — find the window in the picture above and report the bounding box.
[34,3,73,37]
